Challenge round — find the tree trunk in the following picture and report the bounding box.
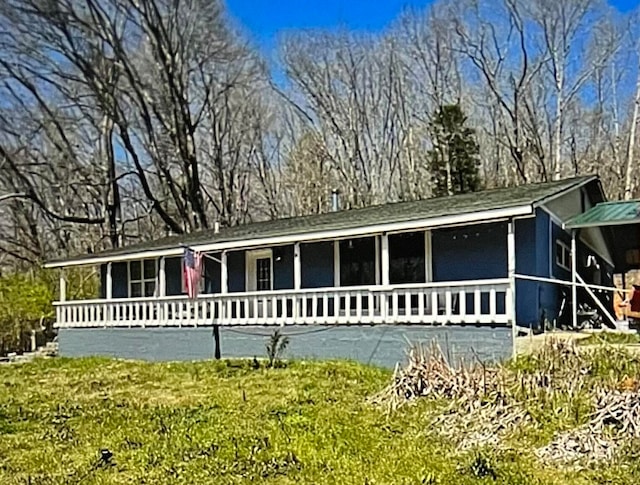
[624,63,640,200]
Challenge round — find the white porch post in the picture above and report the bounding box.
[381,233,389,321]
[294,243,302,319]
[571,230,577,329]
[105,262,113,299]
[158,258,166,297]
[381,233,389,285]
[105,262,113,325]
[374,236,380,285]
[333,241,340,287]
[58,270,66,327]
[220,250,228,324]
[294,243,301,290]
[424,230,433,282]
[59,270,66,302]
[507,222,516,358]
[221,251,228,293]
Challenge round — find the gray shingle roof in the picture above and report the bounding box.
[49,175,596,265]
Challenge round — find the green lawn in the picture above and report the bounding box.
[1,353,639,484]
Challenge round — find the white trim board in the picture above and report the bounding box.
[44,205,534,268]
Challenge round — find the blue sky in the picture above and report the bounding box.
[227,0,638,50]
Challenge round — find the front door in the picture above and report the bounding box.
[246,249,273,291]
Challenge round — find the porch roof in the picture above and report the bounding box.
[46,175,596,267]
[565,199,640,272]
[565,200,640,229]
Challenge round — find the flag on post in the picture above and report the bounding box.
[183,248,203,299]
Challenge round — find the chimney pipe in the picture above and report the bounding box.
[214,221,220,234]
[331,189,340,212]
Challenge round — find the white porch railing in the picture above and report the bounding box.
[53,279,512,328]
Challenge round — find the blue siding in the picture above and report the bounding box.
[514,210,560,327]
[515,217,539,327]
[301,242,334,288]
[227,250,245,292]
[432,222,507,281]
[535,210,561,325]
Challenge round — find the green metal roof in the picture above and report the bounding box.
[47,175,597,265]
[566,200,640,229]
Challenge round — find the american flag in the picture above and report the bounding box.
[183,248,203,299]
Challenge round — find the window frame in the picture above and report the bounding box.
[128,258,158,298]
[555,240,571,271]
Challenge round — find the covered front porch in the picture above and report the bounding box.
[51,218,519,329]
[55,279,512,328]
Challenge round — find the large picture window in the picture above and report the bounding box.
[129,259,157,297]
[340,237,375,286]
[389,232,426,284]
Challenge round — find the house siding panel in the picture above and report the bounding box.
[535,210,561,325]
[432,222,508,281]
[301,241,334,288]
[515,217,539,327]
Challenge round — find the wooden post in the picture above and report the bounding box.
[59,270,67,302]
[571,230,578,329]
[213,324,221,359]
[294,242,301,319]
[507,222,516,358]
[333,240,340,287]
[381,233,389,321]
[294,243,301,289]
[374,236,380,285]
[105,262,113,299]
[381,233,389,286]
[158,257,166,297]
[221,251,228,294]
[221,251,228,324]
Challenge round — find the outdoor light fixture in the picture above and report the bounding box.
[274,249,283,262]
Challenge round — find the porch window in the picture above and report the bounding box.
[340,237,375,286]
[389,232,426,284]
[129,259,157,297]
[556,240,571,271]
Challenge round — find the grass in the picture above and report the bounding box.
[576,331,640,346]
[1,352,640,484]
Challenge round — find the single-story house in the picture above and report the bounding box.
[45,175,616,341]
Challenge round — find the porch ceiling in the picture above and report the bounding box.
[46,175,596,268]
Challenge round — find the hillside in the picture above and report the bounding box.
[1,343,640,484]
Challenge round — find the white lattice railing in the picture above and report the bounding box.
[53,279,512,328]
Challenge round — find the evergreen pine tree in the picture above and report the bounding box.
[428,104,481,197]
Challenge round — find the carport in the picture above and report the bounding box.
[565,200,640,328]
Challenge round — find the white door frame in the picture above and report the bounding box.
[245,249,273,291]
